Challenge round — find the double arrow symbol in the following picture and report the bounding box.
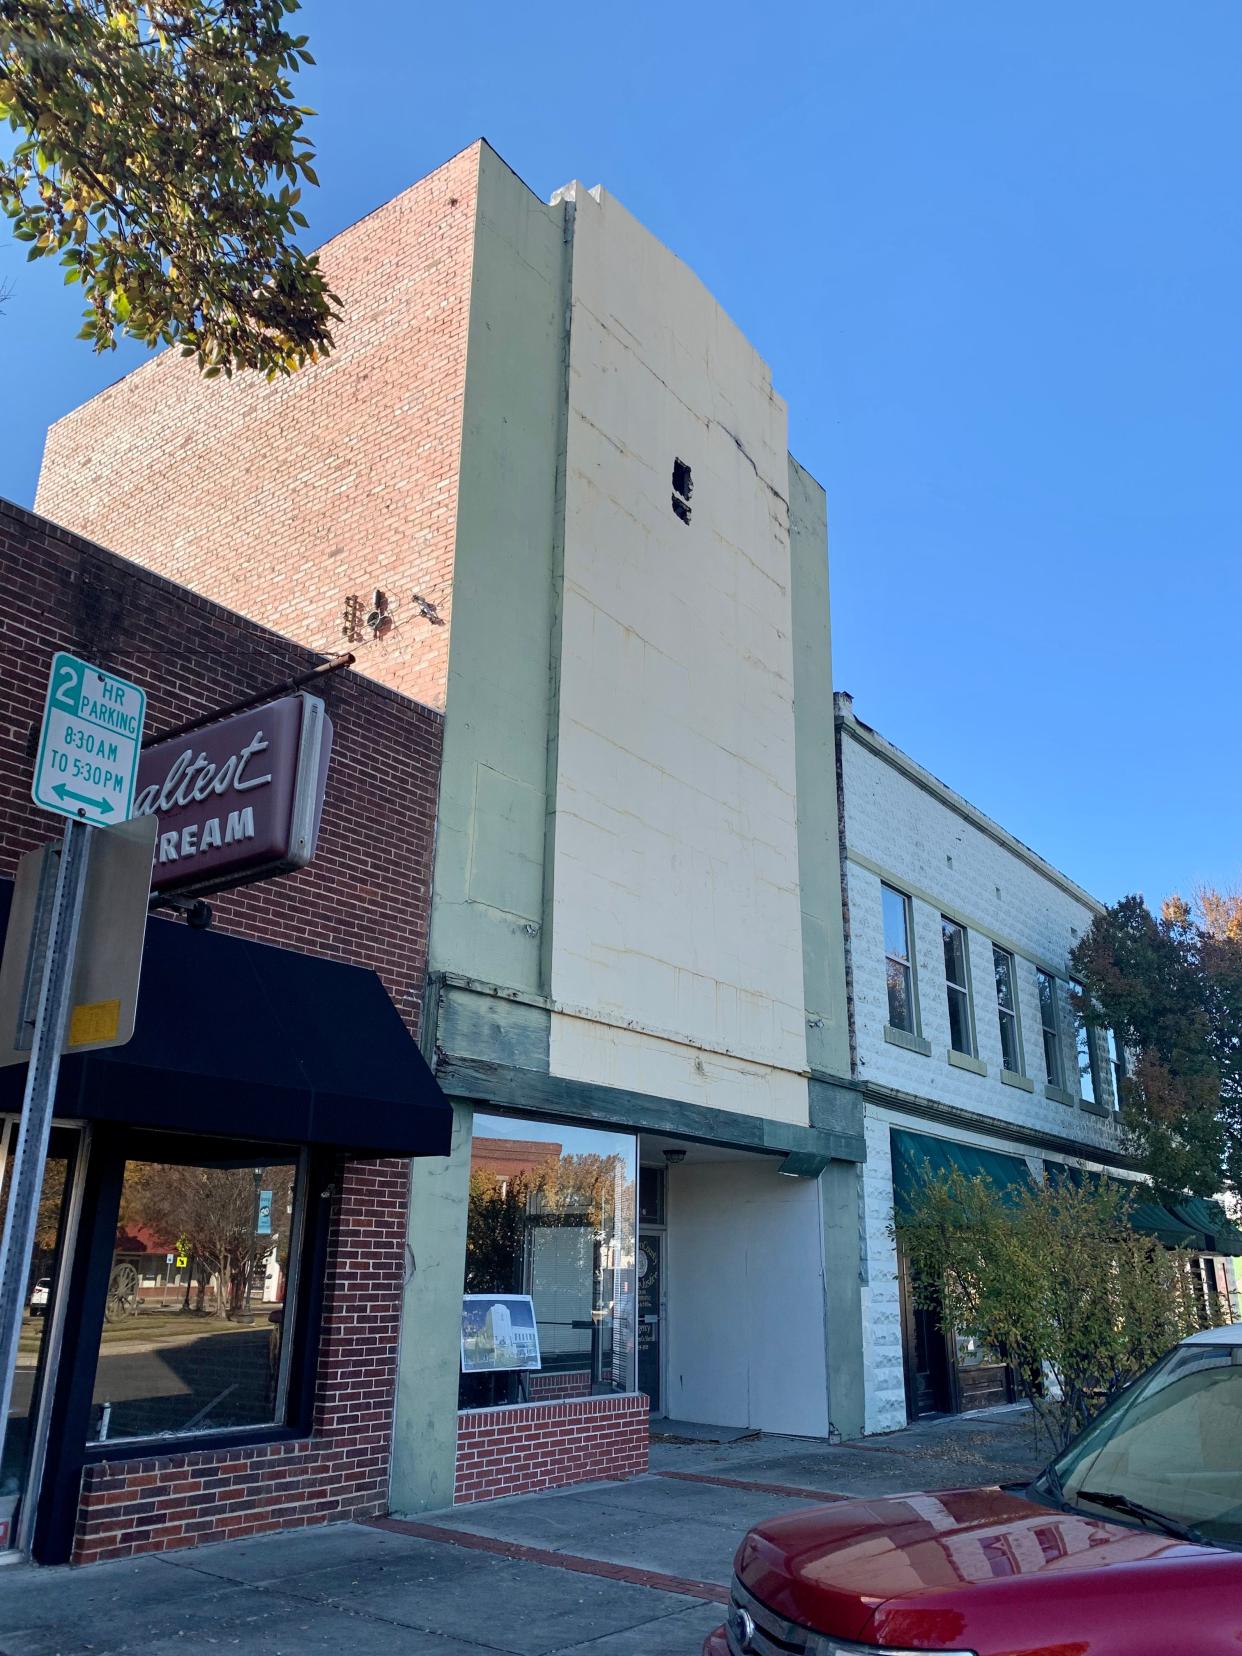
[51,783,115,815]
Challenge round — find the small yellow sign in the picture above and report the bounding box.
[67,998,122,1048]
[175,1256,188,1270]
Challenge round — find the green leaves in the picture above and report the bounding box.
[0,0,339,376]
[1072,892,1242,1198]
[897,1170,1206,1453]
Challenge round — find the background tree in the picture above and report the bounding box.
[898,1170,1204,1453]
[1071,888,1242,1198]
[123,1162,294,1316]
[0,0,337,376]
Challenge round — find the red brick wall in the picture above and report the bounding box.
[0,500,443,1562]
[526,1371,592,1402]
[454,1397,650,1505]
[35,144,481,713]
[0,500,440,1025]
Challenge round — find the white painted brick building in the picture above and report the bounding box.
[835,693,1130,1432]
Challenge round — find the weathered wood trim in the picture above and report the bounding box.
[433,1055,866,1163]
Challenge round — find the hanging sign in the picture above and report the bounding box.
[32,653,146,827]
[134,692,332,898]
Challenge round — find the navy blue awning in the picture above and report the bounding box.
[0,881,451,1159]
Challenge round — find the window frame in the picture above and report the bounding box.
[882,883,919,1036]
[78,1132,331,1465]
[1036,970,1065,1090]
[459,1108,640,1408]
[992,945,1024,1076]
[941,916,976,1057]
[1070,980,1099,1104]
[1107,1027,1126,1112]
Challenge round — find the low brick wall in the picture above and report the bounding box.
[74,1438,379,1563]
[525,1370,592,1402]
[454,1394,649,1505]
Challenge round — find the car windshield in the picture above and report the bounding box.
[1047,1340,1242,1550]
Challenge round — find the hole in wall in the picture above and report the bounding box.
[671,457,693,525]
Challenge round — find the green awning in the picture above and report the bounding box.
[891,1129,1034,1216]
[1170,1197,1242,1257]
[1044,1163,1235,1252]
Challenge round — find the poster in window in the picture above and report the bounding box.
[460,1293,543,1373]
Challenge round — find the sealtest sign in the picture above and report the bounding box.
[134,692,333,898]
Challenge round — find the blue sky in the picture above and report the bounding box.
[2,2,1237,907]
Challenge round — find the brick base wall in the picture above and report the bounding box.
[74,1437,380,1564]
[454,1395,649,1505]
[525,1371,592,1402]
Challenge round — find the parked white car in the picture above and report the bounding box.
[28,1277,51,1318]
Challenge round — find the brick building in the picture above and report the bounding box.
[25,136,1237,1517]
[37,141,868,1509]
[0,499,449,1563]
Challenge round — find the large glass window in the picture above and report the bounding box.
[1037,970,1064,1089]
[993,946,1023,1074]
[460,1115,637,1408]
[883,884,917,1033]
[941,918,974,1055]
[1071,981,1097,1103]
[87,1149,303,1444]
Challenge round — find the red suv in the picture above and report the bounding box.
[704,1324,1242,1655]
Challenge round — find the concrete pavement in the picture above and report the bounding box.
[0,1406,1045,1656]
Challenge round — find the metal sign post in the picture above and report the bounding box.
[0,819,92,1486]
[0,651,147,1527]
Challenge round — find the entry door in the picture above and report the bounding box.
[0,1122,82,1550]
[898,1248,951,1418]
[637,1232,662,1413]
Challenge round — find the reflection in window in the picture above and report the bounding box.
[883,885,916,1033]
[88,1150,302,1443]
[941,918,973,1055]
[1037,971,1064,1090]
[460,1115,636,1408]
[993,947,1022,1075]
[1071,980,1096,1103]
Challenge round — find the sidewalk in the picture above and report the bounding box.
[0,1407,1044,1656]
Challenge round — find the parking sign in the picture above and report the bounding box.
[32,652,146,827]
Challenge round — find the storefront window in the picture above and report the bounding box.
[87,1149,303,1444]
[460,1114,637,1408]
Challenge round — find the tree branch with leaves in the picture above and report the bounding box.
[0,0,338,376]
[897,1170,1205,1453]
[1071,889,1242,1199]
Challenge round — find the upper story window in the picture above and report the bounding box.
[882,884,917,1033]
[1071,980,1097,1103]
[941,918,974,1056]
[1107,1028,1125,1111]
[1037,970,1064,1090]
[993,946,1023,1074]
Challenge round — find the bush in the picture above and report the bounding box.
[896,1171,1208,1453]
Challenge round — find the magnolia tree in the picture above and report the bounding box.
[0,0,337,376]
[897,1171,1207,1453]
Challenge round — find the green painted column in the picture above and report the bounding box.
[821,1158,866,1439]
[389,1101,473,1513]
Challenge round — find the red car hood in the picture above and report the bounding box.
[736,1486,1240,1652]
